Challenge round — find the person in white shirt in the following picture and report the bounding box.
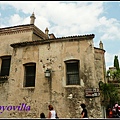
[48,104,57,119]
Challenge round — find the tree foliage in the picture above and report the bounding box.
[99,82,120,107]
[106,55,120,82]
[114,55,119,70]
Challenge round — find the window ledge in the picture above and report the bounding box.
[21,87,35,90]
[64,85,81,88]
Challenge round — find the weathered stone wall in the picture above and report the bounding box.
[64,87,102,118]
[94,48,106,83]
[2,39,102,118]
[0,31,33,56]
[32,33,43,40]
[0,81,9,117]
[0,25,105,118]
[0,29,33,117]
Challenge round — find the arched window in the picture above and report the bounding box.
[23,62,36,87]
[65,60,80,85]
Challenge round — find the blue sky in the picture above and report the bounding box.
[0,1,120,70]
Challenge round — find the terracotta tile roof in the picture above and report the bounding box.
[10,34,95,48]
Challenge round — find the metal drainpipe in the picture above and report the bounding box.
[48,72,52,104]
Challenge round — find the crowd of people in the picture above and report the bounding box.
[107,103,120,118]
[40,103,88,119]
[40,103,120,119]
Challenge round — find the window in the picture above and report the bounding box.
[0,56,11,76]
[24,63,36,87]
[65,60,80,85]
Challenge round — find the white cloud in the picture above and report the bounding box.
[9,14,22,26]
[0,1,104,36]
[1,1,120,70]
[105,52,114,70]
[98,17,120,41]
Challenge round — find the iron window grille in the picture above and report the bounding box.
[65,60,80,85]
[24,63,36,87]
[0,56,11,82]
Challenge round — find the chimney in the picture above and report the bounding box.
[30,12,36,24]
[49,33,56,39]
[45,27,49,36]
[99,40,103,49]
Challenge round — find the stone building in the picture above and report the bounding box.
[0,13,106,118]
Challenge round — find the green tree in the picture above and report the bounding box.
[114,55,119,70]
[106,69,117,81]
[107,55,120,82]
[99,82,119,107]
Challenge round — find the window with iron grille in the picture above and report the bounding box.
[0,56,11,76]
[24,63,36,87]
[65,60,80,85]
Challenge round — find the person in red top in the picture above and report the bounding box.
[108,108,113,118]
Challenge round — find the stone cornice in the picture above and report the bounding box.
[94,47,106,53]
[10,34,95,48]
[32,25,48,39]
[0,24,48,39]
